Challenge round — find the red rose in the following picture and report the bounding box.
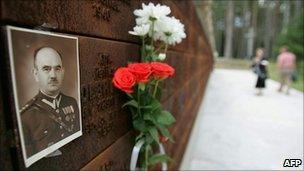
[151,62,175,79]
[128,63,152,83]
[113,67,136,93]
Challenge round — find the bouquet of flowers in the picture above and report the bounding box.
[112,3,186,170]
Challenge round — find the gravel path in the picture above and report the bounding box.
[180,69,303,170]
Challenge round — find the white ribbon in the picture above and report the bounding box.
[159,143,167,170]
[130,139,144,170]
[130,139,168,171]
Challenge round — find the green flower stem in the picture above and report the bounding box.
[137,85,141,118]
[141,36,146,61]
[164,37,169,54]
[150,21,155,47]
[144,144,149,171]
[154,43,166,53]
[164,43,168,54]
[153,80,160,98]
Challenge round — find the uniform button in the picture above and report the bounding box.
[65,116,70,121]
[44,130,48,134]
[61,133,64,137]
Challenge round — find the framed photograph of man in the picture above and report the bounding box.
[6,26,82,167]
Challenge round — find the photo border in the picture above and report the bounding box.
[6,26,82,167]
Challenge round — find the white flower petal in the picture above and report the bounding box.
[133,2,171,26]
[132,3,186,45]
[129,24,150,36]
[154,16,186,45]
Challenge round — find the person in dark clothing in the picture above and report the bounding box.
[252,48,268,96]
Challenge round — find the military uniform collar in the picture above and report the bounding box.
[38,91,60,99]
[38,91,62,109]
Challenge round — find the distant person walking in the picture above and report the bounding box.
[252,48,268,96]
[277,46,296,95]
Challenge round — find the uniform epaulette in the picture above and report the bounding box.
[20,97,37,114]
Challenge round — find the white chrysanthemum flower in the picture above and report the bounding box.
[128,24,150,36]
[158,53,166,61]
[134,3,171,25]
[154,16,186,45]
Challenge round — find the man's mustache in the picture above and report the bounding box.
[48,78,59,84]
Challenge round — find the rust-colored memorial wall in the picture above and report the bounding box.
[0,0,213,170]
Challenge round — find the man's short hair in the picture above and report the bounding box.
[281,45,289,51]
[33,47,63,69]
[256,47,264,53]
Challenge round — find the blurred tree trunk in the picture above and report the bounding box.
[294,0,303,19]
[263,1,280,58]
[282,0,290,34]
[224,0,234,58]
[263,3,272,58]
[247,0,258,59]
[238,0,250,59]
[272,1,281,57]
[195,0,217,57]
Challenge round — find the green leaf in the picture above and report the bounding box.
[140,105,152,109]
[155,111,176,126]
[158,125,174,143]
[140,99,161,113]
[126,93,133,99]
[150,99,161,111]
[148,154,173,166]
[122,100,138,108]
[145,135,154,144]
[148,127,159,143]
[133,119,146,132]
[139,83,145,91]
[143,113,156,124]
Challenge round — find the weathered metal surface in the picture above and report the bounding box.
[81,131,134,171]
[1,0,138,43]
[0,0,208,55]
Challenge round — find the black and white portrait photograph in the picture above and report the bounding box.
[7,26,82,167]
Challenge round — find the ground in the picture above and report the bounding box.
[214,58,304,92]
[180,69,303,170]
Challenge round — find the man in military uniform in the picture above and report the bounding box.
[20,47,80,158]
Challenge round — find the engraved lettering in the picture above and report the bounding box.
[100,161,114,171]
[82,52,120,137]
[92,0,131,22]
[100,0,119,12]
[99,160,128,171]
